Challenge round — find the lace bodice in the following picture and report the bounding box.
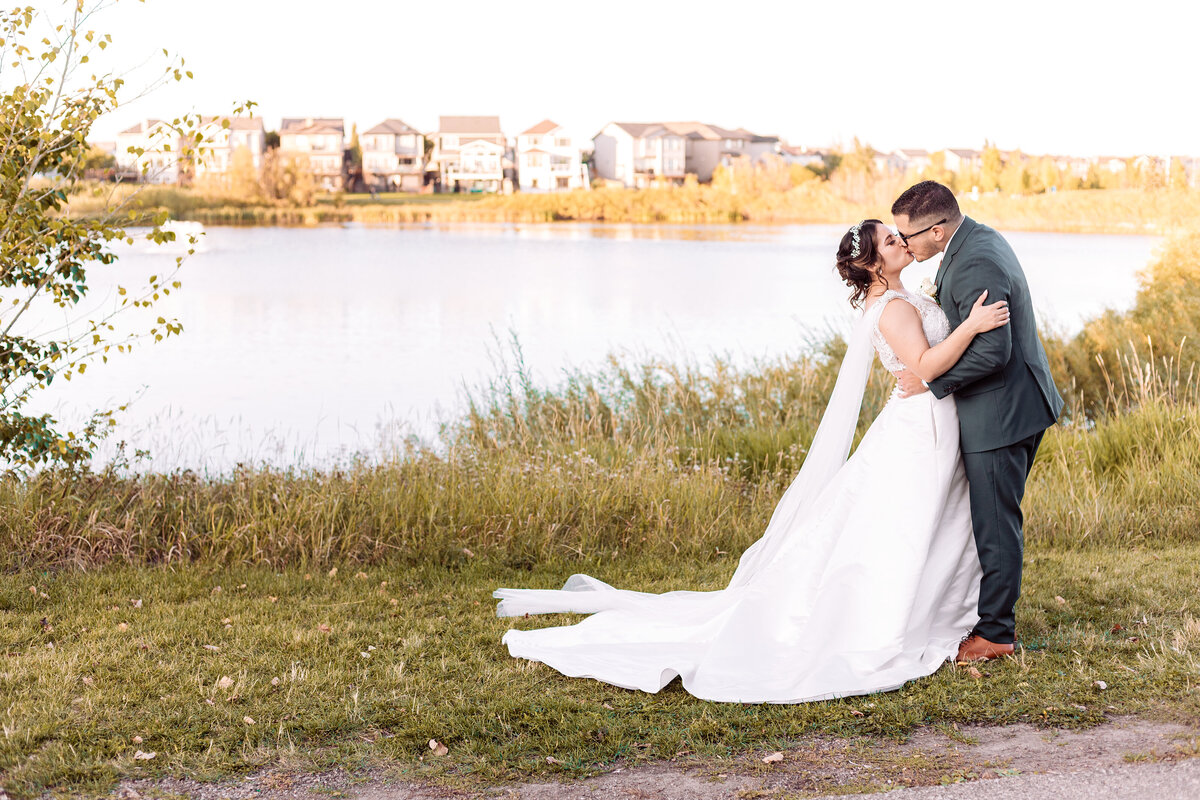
[869,289,951,374]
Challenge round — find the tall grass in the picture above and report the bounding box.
[65,181,1200,234]
[4,228,1200,571]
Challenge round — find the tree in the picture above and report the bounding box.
[0,3,250,470]
[979,141,1002,191]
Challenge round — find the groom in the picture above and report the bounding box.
[892,181,1064,663]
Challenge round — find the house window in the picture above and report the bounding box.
[555,137,570,147]
[527,154,544,167]
[442,135,457,149]
[528,136,541,146]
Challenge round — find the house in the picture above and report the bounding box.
[592,121,778,187]
[192,115,266,179]
[279,117,347,191]
[433,116,507,193]
[777,144,826,168]
[115,119,182,184]
[515,119,587,192]
[944,148,982,174]
[361,119,426,192]
[891,148,931,174]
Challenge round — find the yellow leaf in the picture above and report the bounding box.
[762,752,784,764]
[428,739,448,757]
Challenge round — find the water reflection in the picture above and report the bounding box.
[25,222,1158,472]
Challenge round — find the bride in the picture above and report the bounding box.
[493,220,1011,703]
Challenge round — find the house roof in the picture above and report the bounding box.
[521,148,553,155]
[200,115,264,131]
[895,148,929,157]
[281,117,345,134]
[603,121,776,143]
[364,118,419,135]
[438,115,503,134]
[521,119,560,135]
[948,148,981,158]
[282,122,345,137]
[119,119,163,135]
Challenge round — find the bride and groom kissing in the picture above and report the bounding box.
[494,180,1065,703]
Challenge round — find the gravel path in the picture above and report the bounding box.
[109,716,1200,800]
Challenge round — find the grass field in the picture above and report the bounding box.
[3,547,1200,798]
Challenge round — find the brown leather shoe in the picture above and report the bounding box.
[956,634,1015,663]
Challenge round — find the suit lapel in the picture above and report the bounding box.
[933,216,976,307]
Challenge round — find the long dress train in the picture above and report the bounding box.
[494,289,981,703]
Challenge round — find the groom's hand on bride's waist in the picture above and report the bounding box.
[895,369,929,398]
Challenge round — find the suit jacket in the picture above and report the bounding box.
[926,217,1064,453]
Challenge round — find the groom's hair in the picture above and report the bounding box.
[891,181,962,225]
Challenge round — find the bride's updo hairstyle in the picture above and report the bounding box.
[835,219,887,308]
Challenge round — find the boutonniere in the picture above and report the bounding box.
[919,277,939,302]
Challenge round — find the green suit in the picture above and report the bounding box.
[927,216,1063,643]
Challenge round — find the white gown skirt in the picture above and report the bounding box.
[495,391,981,703]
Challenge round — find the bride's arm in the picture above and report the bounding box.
[878,292,1009,382]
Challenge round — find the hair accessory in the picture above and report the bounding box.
[849,221,863,258]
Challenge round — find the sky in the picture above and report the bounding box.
[60,0,1200,157]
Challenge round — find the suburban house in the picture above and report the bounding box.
[891,148,931,174]
[592,122,778,187]
[115,119,182,184]
[192,115,267,179]
[515,119,587,192]
[433,116,507,193]
[778,144,826,168]
[361,119,426,192]
[279,117,347,191]
[944,148,982,174]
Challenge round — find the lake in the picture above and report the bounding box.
[26,222,1158,472]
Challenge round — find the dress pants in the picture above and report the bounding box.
[961,430,1044,644]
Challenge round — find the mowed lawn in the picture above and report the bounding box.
[3,545,1200,798]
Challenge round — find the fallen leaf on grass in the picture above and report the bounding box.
[117,623,129,632]
[1094,680,1108,690]
[462,548,474,557]
[243,716,256,725]
[271,677,280,686]
[268,596,278,603]
[602,703,614,710]
[389,598,399,606]
[849,709,864,716]
[131,599,142,608]
[318,623,331,633]
[545,756,561,764]
[328,567,338,578]
[221,618,232,625]
[428,739,448,756]
[216,676,234,690]
[132,736,143,744]
[133,750,156,760]
[81,676,94,686]
[1055,595,1066,605]
[968,666,983,679]
[1111,624,1124,633]
[355,571,369,580]
[360,651,371,659]
[202,644,220,652]
[762,752,784,763]
[211,586,222,595]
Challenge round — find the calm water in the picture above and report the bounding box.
[27,222,1158,471]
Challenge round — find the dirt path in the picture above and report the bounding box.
[110,716,1200,800]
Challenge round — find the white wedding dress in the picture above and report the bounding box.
[494,289,982,703]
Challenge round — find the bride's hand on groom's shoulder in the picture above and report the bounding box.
[895,369,928,398]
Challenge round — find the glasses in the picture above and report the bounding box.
[898,218,947,246]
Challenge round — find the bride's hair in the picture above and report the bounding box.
[835,219,887,308]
